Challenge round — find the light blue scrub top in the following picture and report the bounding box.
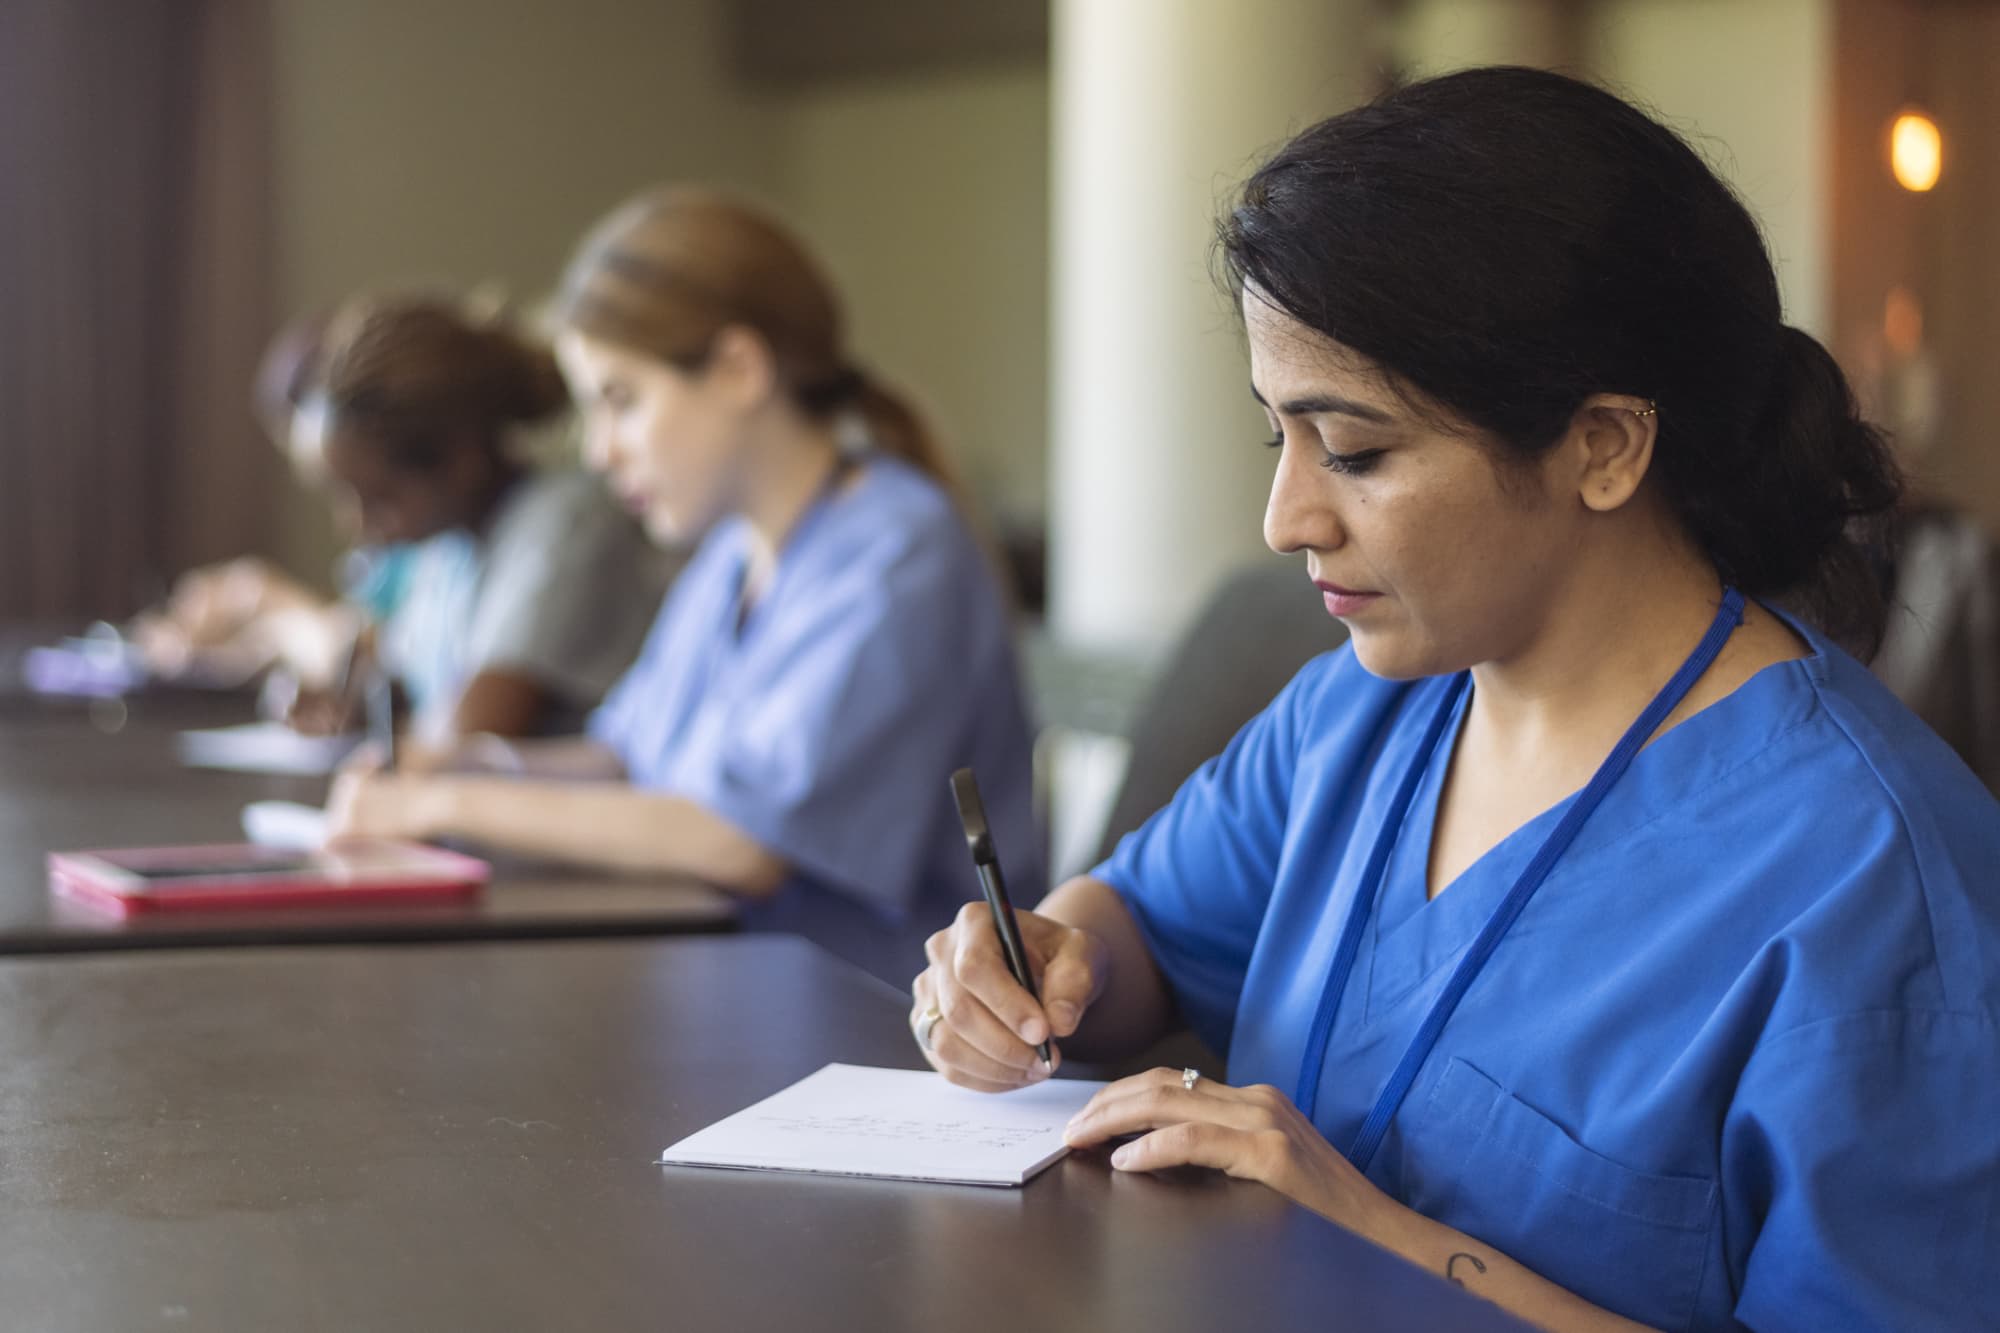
[590,454,1041,985]
[339,544,414,623]
[1096,616,2000,1332]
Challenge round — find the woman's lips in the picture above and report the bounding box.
[1314,580,1381,618]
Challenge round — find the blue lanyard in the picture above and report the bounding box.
[1295,588,1747,1172]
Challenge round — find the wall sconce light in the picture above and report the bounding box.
[1890,110,1943,192]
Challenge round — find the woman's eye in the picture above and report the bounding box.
[1320,448,1385,476]
[1259,425,1386,476]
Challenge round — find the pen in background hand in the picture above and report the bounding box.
[364,658,397,773]
[949,767,1052,1068]
[330,625,367,716]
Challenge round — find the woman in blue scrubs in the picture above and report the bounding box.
[913,69,2000,1331]
[328,188,1040,984]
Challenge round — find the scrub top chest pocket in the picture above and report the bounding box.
[1407,1058,1720,1332]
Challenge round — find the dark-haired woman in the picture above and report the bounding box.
[130,309,415,690]
[913,68,1999,1331]
[299,294,672,745]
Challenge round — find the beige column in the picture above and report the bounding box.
[1046,0,1381,657]
[1582,0,1835,339]
[1393,0,1580,74]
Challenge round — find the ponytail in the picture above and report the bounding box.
[828,364,952,488]
[1671,327,1902,658]
[801,362,1012,605]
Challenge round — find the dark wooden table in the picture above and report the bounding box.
[0,681,733,952]
[0,935,1529,1331]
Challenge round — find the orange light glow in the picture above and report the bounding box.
[1890,111,1942,192]
[1883,286,1924,359]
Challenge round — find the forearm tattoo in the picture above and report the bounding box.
[1446,1251,1489,1287]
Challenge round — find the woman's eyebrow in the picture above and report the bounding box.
[1249,384,1395,424]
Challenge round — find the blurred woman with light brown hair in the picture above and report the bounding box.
[328,188,1040,985]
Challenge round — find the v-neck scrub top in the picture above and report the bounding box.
[590,454,1041,985]
[1094,617,2000,1331]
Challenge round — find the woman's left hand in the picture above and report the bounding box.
[1062,1068,1400,1240]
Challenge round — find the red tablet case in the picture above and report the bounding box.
[48,840,489,915]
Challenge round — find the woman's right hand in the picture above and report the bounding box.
[284,686,357,737]
[911,902,1111,1092]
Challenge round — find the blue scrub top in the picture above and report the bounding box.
[1096,616,2000,1331]
[590,454,1041,985]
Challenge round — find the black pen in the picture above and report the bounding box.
[330,626,368,719]
[949,767,1052,1067]
[364,657,397,772]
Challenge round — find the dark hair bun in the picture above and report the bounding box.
[1675,326,1901,648]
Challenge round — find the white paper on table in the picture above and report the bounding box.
[241,800,331,849]
[177,723,358,776]
[661,1063,1106,1187]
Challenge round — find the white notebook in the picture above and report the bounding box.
[177,723,359,776]
[241,799,331,849]
[661,1063,1105,1187]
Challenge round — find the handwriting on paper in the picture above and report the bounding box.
[749,1113,1043,1152]
[660,1063,1108,1186]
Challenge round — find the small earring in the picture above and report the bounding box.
[1630,402,1658,419]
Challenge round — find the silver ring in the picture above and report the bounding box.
[1181,1067,1201,1092]
[914,1005,944,1052]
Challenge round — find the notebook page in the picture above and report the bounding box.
[177,723,359,776]
[661,1063,1105,1187]
[241,800,331,850]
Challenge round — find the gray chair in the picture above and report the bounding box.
[1094,560,1348,863]
[1872,506,2000,796]
[1064,560,1344,1082]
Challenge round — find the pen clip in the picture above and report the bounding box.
[949,768,997,865]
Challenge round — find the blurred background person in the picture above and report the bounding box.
[326,188,1040,985]
[127,309,400,691]
[284,293,677,749]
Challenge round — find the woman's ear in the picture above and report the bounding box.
[1567,394,1659,513]
[703,323,780,410]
